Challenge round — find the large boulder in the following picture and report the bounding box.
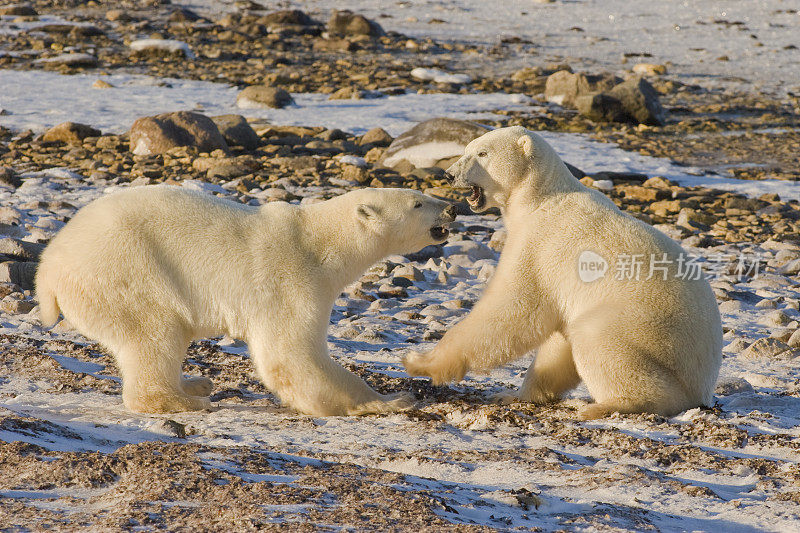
[236,86,294,109]
[0,4,37,16]
[261,9,317,27]
[211,114,260,150]
[381,118,491,171]
[575,93,627,123]
[607,77,666,126]
[129,111,228,156]
[327,10,384,37]
[544,71,619,108]
[41,121,100,144]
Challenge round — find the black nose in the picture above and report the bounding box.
[443,171,455,184]
[444,204,457,219]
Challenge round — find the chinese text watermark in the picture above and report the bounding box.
[578,251,763,283]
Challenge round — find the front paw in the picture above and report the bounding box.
[493,389,523,405]
[349,392,415,415]
[402,350,466,385]
[493,386,557,406]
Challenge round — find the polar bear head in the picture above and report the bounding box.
[349,188,457,252]
[445,126,568,212]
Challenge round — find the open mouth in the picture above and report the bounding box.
[467,185,486,210]
[429,225,450,241]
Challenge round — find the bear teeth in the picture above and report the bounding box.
[468,186,485,208]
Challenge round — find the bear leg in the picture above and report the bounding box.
[248,333,409,416]
[495,331,580,405]
[113,337,211,414]
[571,344,690,419]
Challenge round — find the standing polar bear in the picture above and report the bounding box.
[403,126,722,420]
[36,185,455,416]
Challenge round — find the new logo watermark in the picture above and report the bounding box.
[577,251,763,283]
[577,251,608,282]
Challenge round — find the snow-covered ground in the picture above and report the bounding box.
[1,172,800,530]
[2,69,798,201]
[176,0,800,96]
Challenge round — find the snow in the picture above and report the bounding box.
[410,67,472,85]
[129,38,195,59]
[0,69,531,136]
[337,155,366,167]
[176,0,800,96]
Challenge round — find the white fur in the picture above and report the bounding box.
[36,185,454,416]
[403,126,722,420]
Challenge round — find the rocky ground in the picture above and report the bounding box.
[1,1,799,531]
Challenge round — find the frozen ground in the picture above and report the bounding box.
[176,0,800,96]
[1,169,799,530]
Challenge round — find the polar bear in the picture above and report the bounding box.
[403,126,722,420]
[36,185,456,416]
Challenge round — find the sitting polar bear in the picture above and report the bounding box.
[36,185,455,416]
[403,126,722,420]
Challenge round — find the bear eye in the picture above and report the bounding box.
[478,151,488,158]
[413,201,422,208]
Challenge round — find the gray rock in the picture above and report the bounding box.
[312,38,356,53]
[129,111,228,156]
[0,4,37,16]
[544,70,620,108]
[787,329,800,348]
[236,86,294,109]
[1,298,35,314]
[575,93,627,122]
[0,261,37,290]
[207,162,250,180]
[0,238,46,261]
[42,122,100,144]
[382,118,490,169]
[607,77,666,126]
[154,419,186,438]
[211,114,260,150]
[261,9,318,26]
[327,9,384,37]
[444,239,496,262]
[714,377,753,396]
[0,166,20,188]
[564,162,585,179]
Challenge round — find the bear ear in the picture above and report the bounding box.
[356,204,380,222]
[517,135,533,157]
